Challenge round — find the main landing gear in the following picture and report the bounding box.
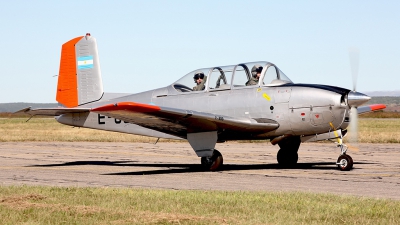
[336,144,353,171]
[276,136,301,167]
[201,149,223,171]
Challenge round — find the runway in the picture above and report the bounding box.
[1,142,399,200]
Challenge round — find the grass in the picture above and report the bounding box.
[0,186,399,225]
[344,118,400,143]
[0,117,176,142]
[1,117,400,143]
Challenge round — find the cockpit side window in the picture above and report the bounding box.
[263,65,279,84]
[208,66,233,91]
[232,64,250,88]
[233,62,268,88]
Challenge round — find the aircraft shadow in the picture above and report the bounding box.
[28,160,375,176]
[28,161,137,167]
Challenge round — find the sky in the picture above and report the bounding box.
[1,1,399,103]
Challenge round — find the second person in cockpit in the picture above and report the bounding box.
[246,65,263,86]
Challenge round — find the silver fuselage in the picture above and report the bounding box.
[57,83,350,141]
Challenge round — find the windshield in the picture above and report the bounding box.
[278,68,292,83]
[261,65,293,86]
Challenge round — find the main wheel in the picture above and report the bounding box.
[337,154,353,171]
[277,149,298,167]
[201,149,223,171]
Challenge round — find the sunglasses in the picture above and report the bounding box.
[194,74,203,80]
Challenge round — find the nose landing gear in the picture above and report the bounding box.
[336,143,354,171]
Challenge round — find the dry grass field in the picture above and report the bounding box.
[1,186,399,225]
[352,118,400,143]
[1,117,399,143]
[0,117,166,142]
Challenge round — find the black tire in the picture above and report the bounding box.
[200,149,223,171]
[277,149,298,167]
[337,154,353,171]
[347,154,354,166]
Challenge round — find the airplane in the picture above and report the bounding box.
[17,33,386,172]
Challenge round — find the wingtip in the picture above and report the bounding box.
[370,104,386,111]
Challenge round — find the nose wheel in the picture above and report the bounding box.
[336,154,353,171]
[329,126,355,171]
[335,140,354,171]
[201,149,223,171]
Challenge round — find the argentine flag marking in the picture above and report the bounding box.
[77,55,94,69]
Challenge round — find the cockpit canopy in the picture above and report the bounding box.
[172,61,292,93]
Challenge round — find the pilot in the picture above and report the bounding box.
[246,65,263,86]
[193,72,207,91]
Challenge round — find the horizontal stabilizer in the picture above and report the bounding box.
[14,107,91,116]
[357,104,386,114]
[91,102,279,137]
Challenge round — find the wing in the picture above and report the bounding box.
[14,107,91,116]
[91,102,279,138]
[357,104,386,114]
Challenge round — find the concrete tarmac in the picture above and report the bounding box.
[0,142,399,200]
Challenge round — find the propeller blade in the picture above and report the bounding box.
[348,47,360,91]
[348,107,359,145]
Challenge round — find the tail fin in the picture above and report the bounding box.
[56,33,103,108]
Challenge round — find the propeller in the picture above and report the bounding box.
[349,47,359,92]
[348,47,360,149]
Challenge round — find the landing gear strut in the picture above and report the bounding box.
[201,149,223,171]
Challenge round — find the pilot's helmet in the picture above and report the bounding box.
[251,65,263,77]
[193,72,205,81]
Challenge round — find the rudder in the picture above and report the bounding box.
[56,33,104,108]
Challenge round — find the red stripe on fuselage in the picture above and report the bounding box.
[91,102,161,113]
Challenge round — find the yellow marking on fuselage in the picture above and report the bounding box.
[262,93,271,101]
[257,88,262,92]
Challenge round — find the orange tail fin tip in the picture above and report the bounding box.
[56,36,83,108]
